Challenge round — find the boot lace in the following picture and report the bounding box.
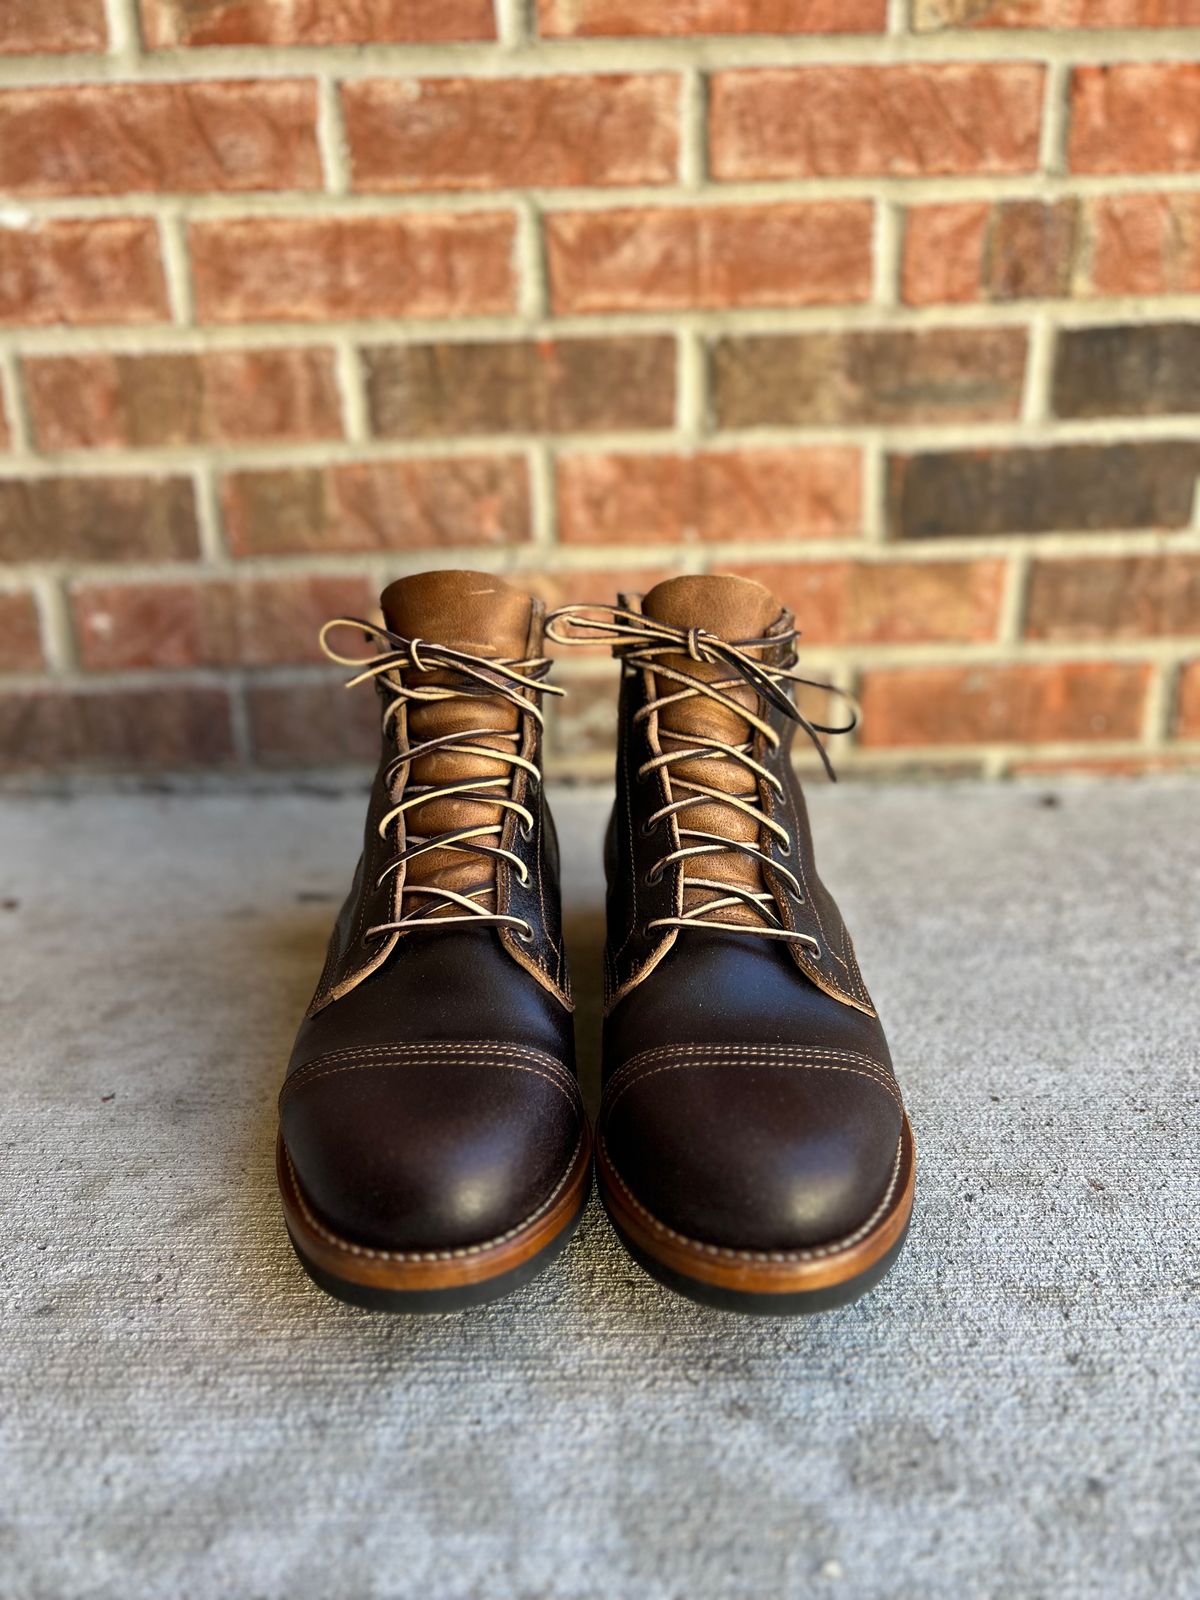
[545,603,854,949]
[320,617,563,943]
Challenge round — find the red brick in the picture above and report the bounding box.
[0,82,320,197]
[713,328,1026,428]
[0,475,198,563]
[557,448,861,545]
[1052,323,1200,418]
[343,75,679,192]
[0,0,106,52]
[365,338,676,438]
[247,680,380,766]
[221,457,531,557]
[889,442,1200,539]
[546,202,873,313]
[25,349,343,451]
[858,662,1151,747]
[140,0,495,45]
[727,559,1006,644]
[538,0,885,34]
[902,201,1078,305]
[1087,193,1200,296]
[710,65,1043,179]
[190,214,516,323]
[1069,65,1200,175]
[0,590,44,670]
[0,685,234,770]
[913,0,1200,25]
[1024,555,1200,641]
[71,575,376,672]
[1176,661,1200,737]
[0,219,168,327]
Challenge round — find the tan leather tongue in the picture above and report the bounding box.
[640,574,785,929]
[378,571,535,912]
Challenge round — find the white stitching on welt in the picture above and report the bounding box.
[603,1057,904,1120]
[284,1134,584,1265]
[285,1040,574,1073]
[282,1057,582,1110]
[281,1044,579,1103]
[601,1134,904,1265]
[603,1042,895,1097]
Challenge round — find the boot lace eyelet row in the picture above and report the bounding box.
[546,603,856,955]
[321,617,563,946]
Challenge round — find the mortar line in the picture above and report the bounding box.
[11,170,1200,218]
[996,549,1030,645]
[860,438,887,544]
[332,340,370,443]
[494,0,530,48]
[515,198,548,319]
[13,532,1197,582]
[316,76,351,195]
[157,209,195,326]
[1021,313,1057,425]
[0,349,32,456]
[31,573,76,676]
[1039,58,1072,177]
[225,673,254,767]
[1142,660,1175,748]
[5,411,1200,473]
[192,462,226,564]
[677,329,707,440]
[528,442,556,550]
[7,291,1200,357]
[873,198,901,308]
[102,0,140,58]
[7,27,1200,80]
[679,68,707,191]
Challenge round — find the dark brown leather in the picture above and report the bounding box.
[597,574,907,1253]
[279,571,584,1255]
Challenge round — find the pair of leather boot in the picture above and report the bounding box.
[276,569,915,1315]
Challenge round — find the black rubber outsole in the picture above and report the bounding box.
[602,1196,911,1316]
[286,1200,586,1313]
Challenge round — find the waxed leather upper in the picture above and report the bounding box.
[278,572,582,1255]
[598,575,907,1254]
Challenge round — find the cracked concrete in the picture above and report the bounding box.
[1,779,1197,1600]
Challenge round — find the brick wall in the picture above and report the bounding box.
[1,1,1198,781]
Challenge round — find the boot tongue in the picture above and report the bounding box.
[377,571,535,913]
[640,574,785,930]
[381,569,532,657]
[641,573,781,643]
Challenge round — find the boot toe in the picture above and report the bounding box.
[279,1046,585,1255]
[600,1049,904,1253]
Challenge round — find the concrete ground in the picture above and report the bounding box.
[1,779,1197,1600]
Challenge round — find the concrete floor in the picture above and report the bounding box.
[1,779,1197,1600]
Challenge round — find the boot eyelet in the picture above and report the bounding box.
[807,942,823,962]
[514,923,535,944]
[644,864,664,887]
[777,837,792,857]
[640,816,659,838]
[519,818,535,842]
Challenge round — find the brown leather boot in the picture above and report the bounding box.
[548,574,914,1314]
[277,571,590,1310]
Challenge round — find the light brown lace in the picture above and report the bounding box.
[321,617,563,943]
[545,603,855,948]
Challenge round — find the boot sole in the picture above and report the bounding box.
[277,1127,592,1313]
[596,1115,915,1316]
